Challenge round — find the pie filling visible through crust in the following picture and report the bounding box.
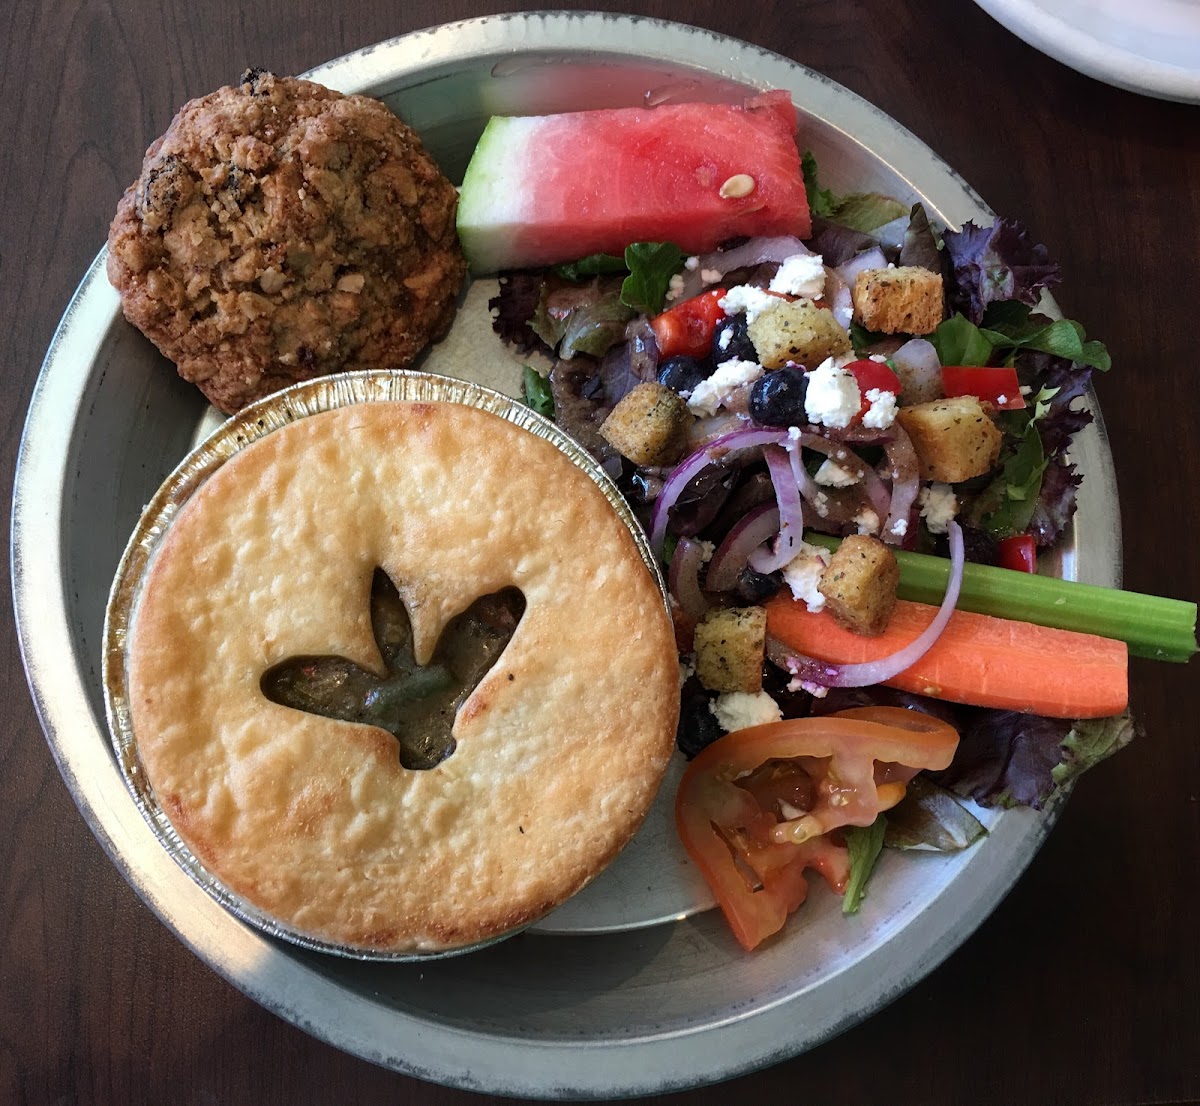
[126,400,679,953]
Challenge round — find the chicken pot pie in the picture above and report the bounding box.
[125,399,678,953]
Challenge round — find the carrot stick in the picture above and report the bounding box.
[765,596,1128,719]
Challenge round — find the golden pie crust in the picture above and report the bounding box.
[127,401,678,952]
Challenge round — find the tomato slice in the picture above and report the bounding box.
[998,533,1038,573]
[650,288,727,359]
[675,707,960,949]
[845,359,901,422]
[941,366,1026,410]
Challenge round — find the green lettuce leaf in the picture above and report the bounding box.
[522,365,554,418]
[553,253,627,281]
[842,815,887,914]
[930,313,995,366]
[1052,712,1139,790]
[849,320,888,355]
[802,150,837,218]
[932,304,1111,372]
[801,150,906,232]
[827,192,909,233]
[620,242,686,315]
[969,413,1048,538]
[530,281,634,359]
[979,301,1111,371]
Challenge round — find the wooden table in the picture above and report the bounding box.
[4,1,1197,1102]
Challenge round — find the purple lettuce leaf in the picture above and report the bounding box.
[1029,456,1082,548]
[898,203,943,275]
[1017,349,1094,457]
[597,318,660,407]
[531,278,633,360]
[490,272,553,355]
[669,465,737,537]
[943,219,1062,324]
[932,709,1138,809]
[547,357,615,462]
[805,216,884,267]
[932,710,1073,808]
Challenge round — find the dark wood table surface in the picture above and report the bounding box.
[4,0,1198,1103]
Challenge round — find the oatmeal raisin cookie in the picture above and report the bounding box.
[107,69,466,413]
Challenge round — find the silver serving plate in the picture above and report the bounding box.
[12,12,1120,1097]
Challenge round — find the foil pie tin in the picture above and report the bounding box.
[101,368,669,961]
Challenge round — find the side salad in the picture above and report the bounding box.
[485,145,1194,950]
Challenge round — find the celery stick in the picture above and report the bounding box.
[803,532,1197,662]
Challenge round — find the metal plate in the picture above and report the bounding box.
[11,12,1121,1097]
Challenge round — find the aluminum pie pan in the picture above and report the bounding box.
[101,368,670,962]
[10,11,1122,1097]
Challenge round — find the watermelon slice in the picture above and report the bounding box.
[457,91,811,274]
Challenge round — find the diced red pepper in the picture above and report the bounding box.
[650,289,727,359]
[941,366,1026,410]
[998,534,1038,573]
[845,359,901,422]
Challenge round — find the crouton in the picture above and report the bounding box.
[818,535,899,636]
[747,299,851,370]
[852,266,944,335]
[895,396,1003,482]
[693,606,766,693]
[599,382,689,466]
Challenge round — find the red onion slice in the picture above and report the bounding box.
[669,537,710,622]
[685,412,753,450]
[767,521,965,688]
[797,433,891,522]
[788,443,821,503]
[823,265,853,328]
[747,446,804,574]
[891,338,943,405]
[873,214,911,251]
[676,236,813,298]
[705,504,781,592]
[834,245,888,289]
[881,421,920,545]
[649,427,795,556]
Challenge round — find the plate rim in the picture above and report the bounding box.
[10,11,1123,1097]
[972,0,1200,103]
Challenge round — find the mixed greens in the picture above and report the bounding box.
[494,151,1194,942]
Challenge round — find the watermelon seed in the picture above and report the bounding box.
[719,174,756,199]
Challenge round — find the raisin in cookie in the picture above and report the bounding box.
[107,70,466,413]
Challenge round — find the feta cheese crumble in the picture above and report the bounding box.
[862,388,898,430]
[686,358,765,416]
[684,255,700,271]
[666,273,686,302]
[918,482,958,534]
[769,252,825,298]
[814,458,860,487]
[718,284,778,324]
[781,541,833,612]
[804,357,861,428]
[710,690,783,733]
[854,507,881,535]
[700,268,723,284]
